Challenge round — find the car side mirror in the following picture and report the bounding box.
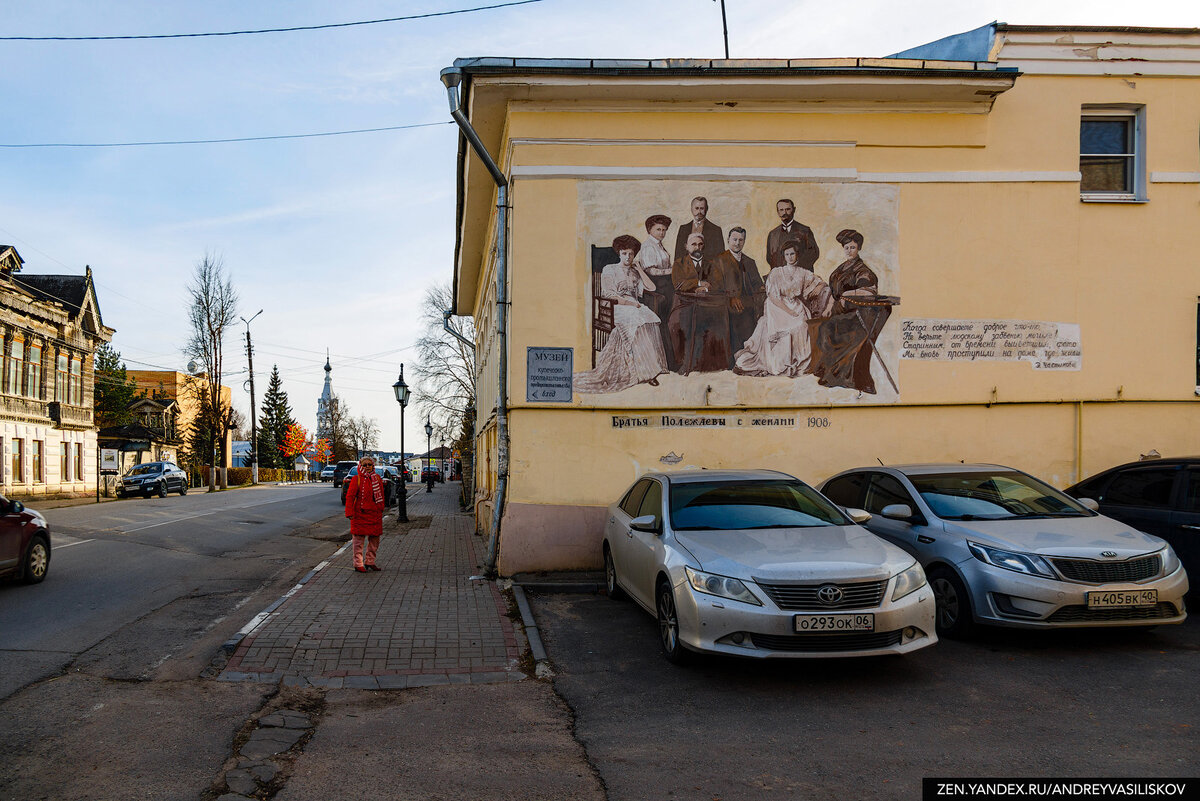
[10,500,24,514]
[1077,497,1100,512]
[629,514,661,534]
[844,507,872,524]
[881,503,915,522]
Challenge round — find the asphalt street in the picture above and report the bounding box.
[0,483,344,700]
[530,590,1200,801]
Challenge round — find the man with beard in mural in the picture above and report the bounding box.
[716,226,765,364]
[668,232,735,375]
[673,196,725,261]
[766,198,819,271]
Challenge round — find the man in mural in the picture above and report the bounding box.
[668,232,735,375]
[673,196,724,261]
[716,227,765,363]
[806,228,897,394]
[766,198,819,271]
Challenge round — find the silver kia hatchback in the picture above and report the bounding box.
[602,469,937,663]
[820,464,1189,636]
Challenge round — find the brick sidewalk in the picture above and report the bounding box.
[219,482,523,689]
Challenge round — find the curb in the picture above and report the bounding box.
[511,585,548,664]
[221,540,351,654]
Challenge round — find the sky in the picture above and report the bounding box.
[1,0,1195,456]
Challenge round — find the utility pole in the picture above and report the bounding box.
[241,310,263,484]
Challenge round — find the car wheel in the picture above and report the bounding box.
[23,534,49,584]
[656,579,691,665]
[157,481,168,498]
[603,545,627,601]
[928,567,975,638]
[179,483,188,496]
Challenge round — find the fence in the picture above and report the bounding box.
[187,466,311,487]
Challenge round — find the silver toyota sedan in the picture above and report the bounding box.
[819,464,1189,636]
[602,470,937,663]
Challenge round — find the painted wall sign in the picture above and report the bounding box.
[574,181,902,406]
[901,320,1081,370]
[610,414,825,429]
[527,347,574,402]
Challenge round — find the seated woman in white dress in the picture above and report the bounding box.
[734,240,833,377]
[574,235,669,394]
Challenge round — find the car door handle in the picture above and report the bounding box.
[917,535,936,544]
[1183,524,1200,531]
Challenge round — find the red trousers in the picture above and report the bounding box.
[352,535,380,568]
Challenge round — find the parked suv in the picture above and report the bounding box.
[1,494,50,584]
[118,461,188,498]
[1066,457,1200,593]
[332,461,357,488]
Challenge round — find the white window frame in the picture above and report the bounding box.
[1080,105,1146,203]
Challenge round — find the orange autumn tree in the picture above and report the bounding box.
[279,423,309,461]
[313,437,332,465]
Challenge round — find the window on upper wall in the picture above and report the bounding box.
[6,338,24,396]
[26,343,41,399]
[1080,107,1145,201]
[55,353,68,402]
[69,357,82,406]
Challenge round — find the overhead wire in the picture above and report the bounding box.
[0,121,452,148]
[0,1,545,41]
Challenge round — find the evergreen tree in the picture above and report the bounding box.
[258,365,296,469]
[93,343,142,428]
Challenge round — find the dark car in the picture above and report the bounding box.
[421,467,444,483]
[117,461,188,498]
[332,461,357,488]
[0,494,50,584]
[1066,457,1200,590]
[340,466,397,506]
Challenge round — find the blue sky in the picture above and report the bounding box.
[1,0,1194,452]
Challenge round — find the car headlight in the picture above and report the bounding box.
[967,542,1056,578]
[1158,545,1181,576]
[684,567,762,606]
[891,562,927,601]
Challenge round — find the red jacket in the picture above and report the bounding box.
[344,473,385,537]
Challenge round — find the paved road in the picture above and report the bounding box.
[0,483,345,699]
[531,591,1200,801]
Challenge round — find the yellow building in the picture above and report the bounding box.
[443,24,1200,575]
[127,370,233,468]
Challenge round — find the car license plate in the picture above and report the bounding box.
[794,613,875,633]
[1086,589,1158,608]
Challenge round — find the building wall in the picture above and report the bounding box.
[460,60,1200,574]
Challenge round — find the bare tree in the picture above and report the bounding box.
[318,394,355,461]
[413,282,476,442]
[347,414,380,458]
[183,254,239,490]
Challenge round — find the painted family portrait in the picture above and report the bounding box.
[573,181,902,405]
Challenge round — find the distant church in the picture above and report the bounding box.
[316,353,333,449]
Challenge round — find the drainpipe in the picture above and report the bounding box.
[441,66,508,576]
[443,310,476,353]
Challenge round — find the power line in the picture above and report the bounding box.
[0,1,545,41]
[0,120,451,149]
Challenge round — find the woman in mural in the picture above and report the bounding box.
[575,235,669,393]
[807,228,892,394]
[634,214,677,371]
[734,240,833,377]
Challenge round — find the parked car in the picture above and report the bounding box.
[1065,457,1200,593]
[820,464,1189,637]
[0,494,50,584]
[332,461,357,488]
[602,469,936,664]
[319,465,336,482]
[420,467,444,483]
[340,466,397,507]
[117,461,188,498]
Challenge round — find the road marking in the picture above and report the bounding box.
[54,539,95,549]
[122,511,217,532]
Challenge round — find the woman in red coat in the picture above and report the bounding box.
[344,456,386,572]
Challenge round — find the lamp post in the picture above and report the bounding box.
[440,437,445,481]
[391,365,410,523]
[424,416,434,493]
[240,309,263,484]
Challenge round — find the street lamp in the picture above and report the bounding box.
[391,365,410,523]
[424,416,434,493]
[440,437,445,481]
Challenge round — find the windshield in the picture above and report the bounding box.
[128,464,161,475]
[909,471,1093,520]
[669,479,849,531]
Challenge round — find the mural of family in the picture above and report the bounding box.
[574,196,899,396]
